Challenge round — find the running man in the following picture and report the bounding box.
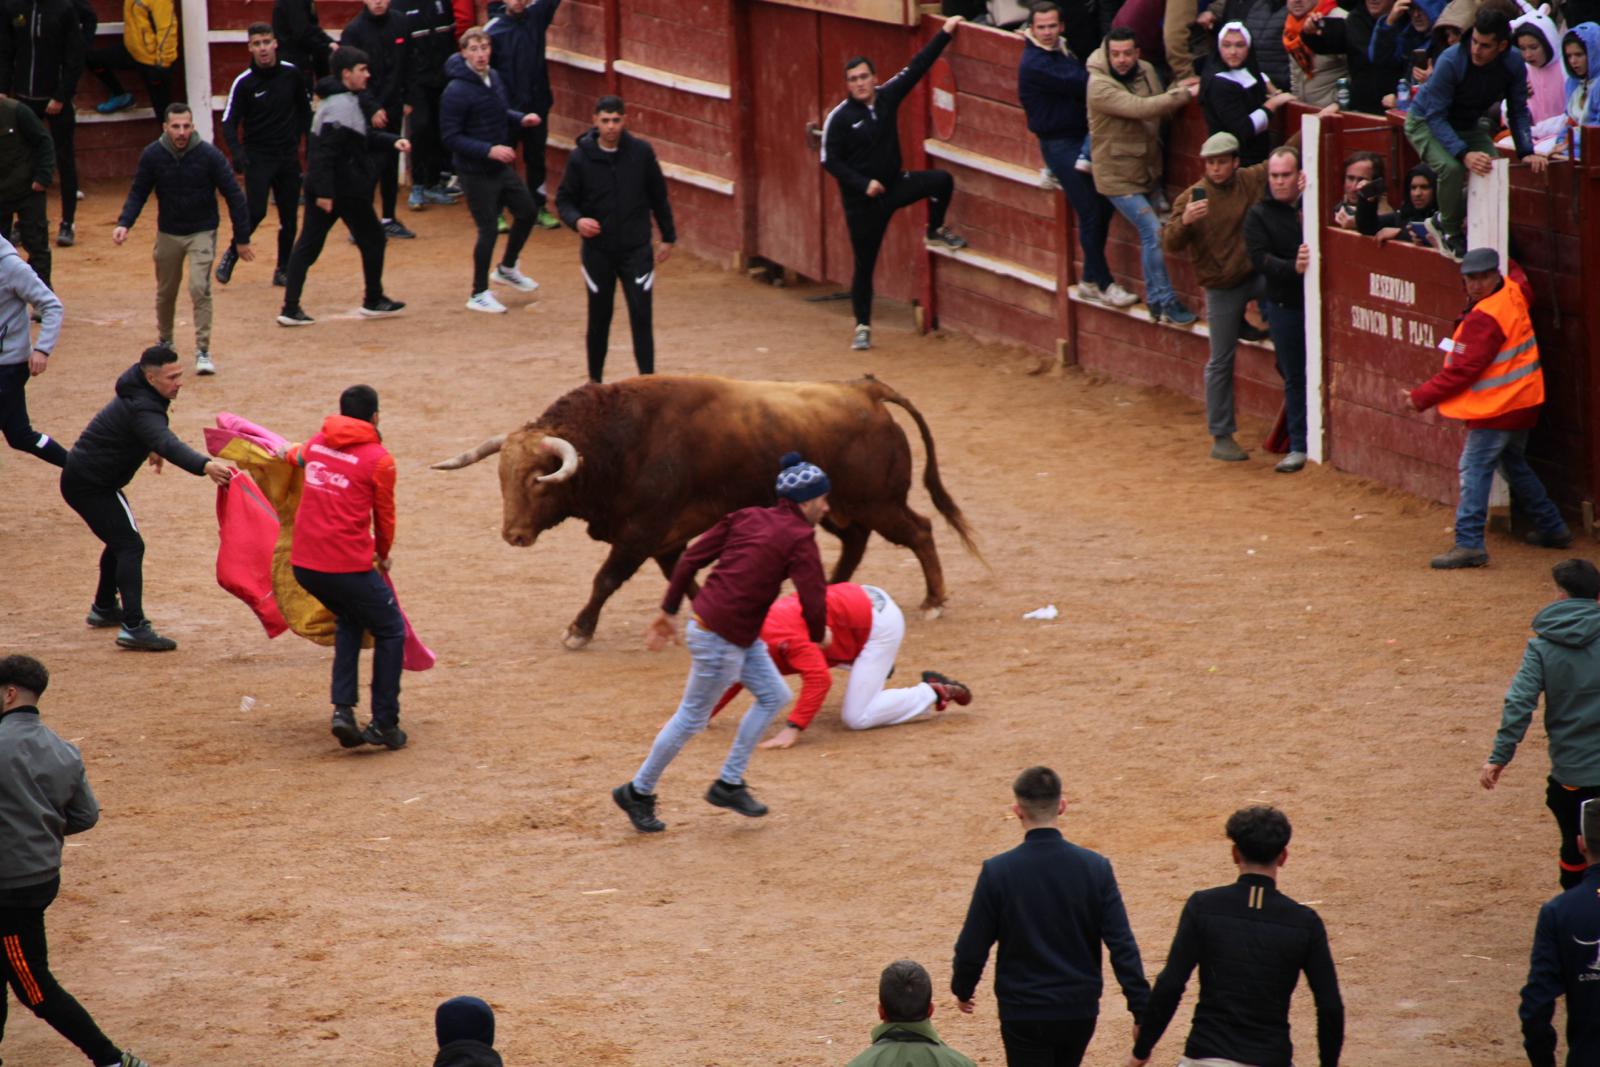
[0,231,65,468]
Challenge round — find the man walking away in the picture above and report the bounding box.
[440,26,541,313]
[487,0,561,227]
[822,16,968,352]
[1519,798,1600,1066]
[0,655,151,1067]
[1130,805,1344,1067]
[0,92,55,288]
[60,345,234,651]
[0,231,65,467]
[217,23,311,288]
[1481,559,1600,889]
[341,0,416,238]
[555,94,674,382]
[114,103,252,377]
[952,766,1150,1067]
[845,960,978,1067]
[278,48,411,327]
[1243,145,1312,472]
[0,0,84,247]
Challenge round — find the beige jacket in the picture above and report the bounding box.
[1086,45,1194,197]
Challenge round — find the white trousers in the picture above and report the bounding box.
[839,586,937,730]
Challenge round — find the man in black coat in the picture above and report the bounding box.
[1242,145,1310,472]
[555,94,674,383]
[397,0,457,207]
[0,0,85,246]
[487,0,562,226]
[341,0,414,237]
[1520,797,1600,1066]
[0,95,55,286]
[58,346,234,651]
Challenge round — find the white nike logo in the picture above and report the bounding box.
[635,275,649,285]
[254,90,266,97]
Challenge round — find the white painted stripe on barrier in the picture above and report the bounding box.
[922,138,1044,188]
[613,60,731,101]
[76,106,158,123]
[548,46,607,74]
[659,161,734,197]
[927,243,1057,293]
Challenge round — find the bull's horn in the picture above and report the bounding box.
[431,434,506,470]
[537,435,581,483]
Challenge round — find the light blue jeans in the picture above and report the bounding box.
[1107,192,1176,309]
[633,620,792,794]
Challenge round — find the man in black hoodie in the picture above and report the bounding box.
[433,995,501,1067]
[0,0,85,246]
[341,0,415,238]
[58,345,234,651]
[555,94,674,383]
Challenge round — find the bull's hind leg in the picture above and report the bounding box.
[825,521,871,584]
[654,547,701,600]
[861,505,948,618]
[566,545,650,649]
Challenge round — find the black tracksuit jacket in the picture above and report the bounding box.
[397,0,453,92]
[1133,874,1344,1067]
[272,0,332,74]
[340,8,410,124]
[0,0,85,102]
[65,363,211,488]
[555,129,676,253]
[821,29,950,211]
[219,59,311,165]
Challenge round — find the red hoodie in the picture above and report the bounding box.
[287,415,396,573]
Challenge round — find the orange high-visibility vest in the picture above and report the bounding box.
[1437,281,1544,421]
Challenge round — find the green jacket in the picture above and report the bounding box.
[844,1020,977,1067]
[0,98,53,203]
[1491,598,1600,786]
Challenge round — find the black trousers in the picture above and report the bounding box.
[580,241,654,383]
[0,878,121,1066]
[229,152,301,270]
[60,470,145,625]
[999,1017,1097,1067]
[408,82,445,188]
[0,189,51,288]
[460,169,535,295]
[87,41,171,116]
[20,99,74,225]
[0,363,67,466]
[842,168,953,326]
[292,566,405,726]
[282,194,386,310]
[513,117,549,207]
[1547,776,1600,889]
[373,146,399,219]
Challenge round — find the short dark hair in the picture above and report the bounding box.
[1344,150,1384,180]
[594,94,625,115]
[247,21,273,38]
[878,960,933,1022]
[140,344,178,369]
[1553,558,1600,600]
[1013,765,1062,820]
[1105,26,1139,44]
[340,384,380,421]
[0,654,49,699]
[1028,1,1061,23]
[163,102,192,121]
[334,46,370,76]
[1226,805,1293,863]
[1270,145,1302,167]
[1475,7,1512,41]
[845,55,875,75]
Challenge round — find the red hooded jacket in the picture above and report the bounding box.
[287,415,396,573]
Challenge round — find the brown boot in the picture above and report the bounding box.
[1430,545,1489,569]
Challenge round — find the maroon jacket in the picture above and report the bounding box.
[662,499,826,648]
[1409,263,1539,431]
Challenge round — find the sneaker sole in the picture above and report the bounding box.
[612,785,666,832]
[466,301,508,314]
[196,365,216,376]
[331,721,364,748]
[359,307,403,317]
[705,791,768,818]
[492,276,540,292]
[116,638,176,651]
[277,315,315,327]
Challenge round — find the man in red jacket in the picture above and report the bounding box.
[710,582,973,749]
[612,452,830,833]
[1402,247,1571,569]
[284,384,406,750]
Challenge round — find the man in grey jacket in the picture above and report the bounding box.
[0,655,149,1067]
[0,232,65,467]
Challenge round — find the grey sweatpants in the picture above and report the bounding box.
[1203,274,1266,438]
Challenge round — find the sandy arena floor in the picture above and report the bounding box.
[0,180,1585,1065]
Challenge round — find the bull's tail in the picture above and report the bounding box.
[865,377,982,559]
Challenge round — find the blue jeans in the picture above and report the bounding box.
[1038,135,1111,290]
[292,566,405,727]
[633,620,792,794]
[1261,297,1308,453]
[1453,429,1566,550]
[1107,193,1175,308]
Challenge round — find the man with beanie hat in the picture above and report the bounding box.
[613,452,830,833]
[434,995,499,1067]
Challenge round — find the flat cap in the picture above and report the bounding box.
[1199,132,1240,158]
[1460,247,1500,274]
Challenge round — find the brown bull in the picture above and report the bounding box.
[432,374,978,648]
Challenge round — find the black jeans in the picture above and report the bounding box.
[1547,776,1600,889]
[0,877,121,1065]
[373,146,399,219]
[21,99,74,225]
[292,566,405,726]
[0,363,67,466]
[87,40,171,115]
[230,152,302,270]
[514,117,549,207]
[408,82,444,187]
[0,189,51,288]
[580,241,655,382]
[282,194,387,310]
[60,470,145,626]
[842,168,953,326]
[998,1017,1097,1067]
[460,168,535,294]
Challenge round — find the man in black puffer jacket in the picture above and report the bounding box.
[0,0,84,245]
[59,345,235,651]
[114,103,251,377]
[433,996,503,1067]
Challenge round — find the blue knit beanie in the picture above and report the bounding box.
[775,451,830,502]
[436,996,495,1048]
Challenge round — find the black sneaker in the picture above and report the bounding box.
[271,268,287,287]
[926,225,968,249]
[277,306,315,327]
[383,219,416,239]
[612,782,665,833]
[705,779,768,818]
[1526,526,1575,548]
[55,222,75,247]
[116,622,177,651]
[215,246,238,284]
[85,602,123,628]
[331,706,363,748]
[360,721,408,750]
[360,296,405,317]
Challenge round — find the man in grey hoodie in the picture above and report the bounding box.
[1482,558,1600,888]
[0,655,149,1067]
[0,232,65,467]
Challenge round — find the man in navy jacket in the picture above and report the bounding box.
[1520,798,1600,1066]
[487,0,561,226]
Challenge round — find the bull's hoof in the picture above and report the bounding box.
[922,604,945,621]
[563,630,593,650]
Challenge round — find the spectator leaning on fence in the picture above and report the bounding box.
[1243,145,1312,474]
[1201,22,1297,167]
[1301,0,1407,113]
[1087,27,1201,324]
[1284,0,1350,104]
[1332,149,1382,228]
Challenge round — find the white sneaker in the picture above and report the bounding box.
[1078,282,1107,305]
[466,291,507,314]
[1101,282,1139,308]
[493,264,539,292]
[195,352,216,375]
[851,324,871,351]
